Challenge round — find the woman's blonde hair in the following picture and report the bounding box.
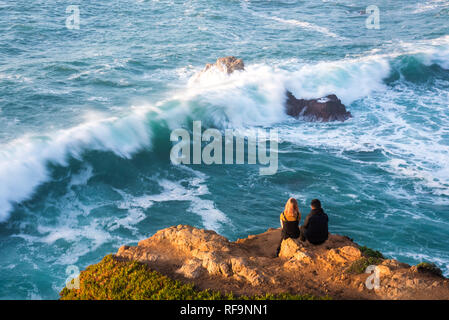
[284,197,300,221]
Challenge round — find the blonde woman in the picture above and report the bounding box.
[276,197,301,256]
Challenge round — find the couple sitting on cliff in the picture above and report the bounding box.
[276,198,329,256]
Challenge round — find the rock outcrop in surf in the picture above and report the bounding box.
[285,91,352,122]
[110,225,449,300]
[201,56,352,122]
[203,56,245,74]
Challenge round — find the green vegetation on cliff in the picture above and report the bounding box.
[60,255,327,300]
[416,262,443,277]
[359,246,384,259]
[346,257,383,274]
[346,246,384,274]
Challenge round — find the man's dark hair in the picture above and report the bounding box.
[311,199,321,209]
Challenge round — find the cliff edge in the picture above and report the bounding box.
[101,225,448,300]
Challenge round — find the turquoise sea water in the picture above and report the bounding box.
[1,0,449,299]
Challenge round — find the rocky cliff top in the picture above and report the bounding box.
[115,225,449,300]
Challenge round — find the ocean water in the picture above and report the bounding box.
[1,0,449,299]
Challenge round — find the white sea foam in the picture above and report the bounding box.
[68,164,94,188]
[183,54,391,128]
[385,250,449,277]
[12,212,117,266]
[116,168,228,231]
[0,113,151,222]
[10,168,227,269]
[1,37,449,221]
[240,1,345,40]
[107,208,147,233]
[181,37,449,199]
[263,15,345,40]
[11,175,146,265]
[411,0,449,14]
[278,82,449,200]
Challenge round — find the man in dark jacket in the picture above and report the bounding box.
[300,199,329,245]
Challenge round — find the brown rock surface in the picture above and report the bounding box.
[203,56,245,74]
[114,225,449,299]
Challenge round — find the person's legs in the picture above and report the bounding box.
[299,226,306,242]
[276,230,287,257]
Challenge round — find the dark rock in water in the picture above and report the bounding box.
[285,91,352,122]
[199,57,350,122]
[203,56,245,74]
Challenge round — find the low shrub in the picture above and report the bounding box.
[346,257,383,274]
[359,246,384,259]
[415,262,443,277]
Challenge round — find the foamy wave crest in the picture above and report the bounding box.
[1,38,448,221]
[184,54,391,120]
[184,36,449,119]
[0,114,151,222]
[286,57,390,105]
[184,63,289,127]
[420,45,449,70]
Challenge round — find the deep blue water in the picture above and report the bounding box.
[1,0,449,299]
